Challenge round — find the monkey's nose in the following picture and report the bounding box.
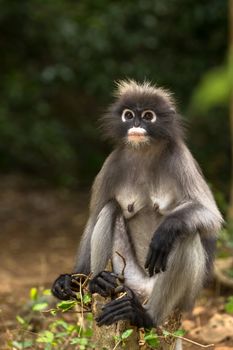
[134,116,141,127]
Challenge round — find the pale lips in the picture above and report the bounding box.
[127,127,147,140]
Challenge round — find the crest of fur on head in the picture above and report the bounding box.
[114,79,176,109]
[100,79,184,144]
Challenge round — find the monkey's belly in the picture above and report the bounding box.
[127,208,163,269]
[112,209,161,299]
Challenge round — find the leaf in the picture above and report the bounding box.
[57,300,76,312]
[49,319,69,331]
[144,332,160,348]
[11,341,33,349]
[32,302,48,311]
[162,330,170,336]
[30,287,38,301]
[173,329,186,337]
[70,337,88,345]
[83,293,92,304]
[16,315,26,326]
[121,329,133,339]
[37,330,54,343]
[50,309,57,316]
[43,289,52,296]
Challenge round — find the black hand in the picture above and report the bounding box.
[89,271,118,297]
[51,274,77,300]
[96,287,153,328]
[145,225,176,276]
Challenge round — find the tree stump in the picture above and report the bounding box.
[90,261,181,349]
[91,285,181,348]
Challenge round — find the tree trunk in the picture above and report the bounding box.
[91,262,181,350]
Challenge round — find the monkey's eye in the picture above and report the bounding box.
[142,110,156,122]
[122,109,135,122]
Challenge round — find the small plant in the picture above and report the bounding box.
[113,329,134,349]
[8,284,95,350]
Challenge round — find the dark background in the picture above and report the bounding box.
[0,0,229,212]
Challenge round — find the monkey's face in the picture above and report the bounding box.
[102,91,180,146]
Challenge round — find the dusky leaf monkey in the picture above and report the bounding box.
[52,80,222,331]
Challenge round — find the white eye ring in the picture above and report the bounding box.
[122,109,135,122]
[142,110,157,123]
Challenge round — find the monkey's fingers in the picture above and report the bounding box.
[52,274,77,300]
[89,271,118,297]
[96,299,132,326]
[145,248,152,269]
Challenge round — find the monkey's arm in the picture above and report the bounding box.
[52,200,119,300]
[145,201,221,276]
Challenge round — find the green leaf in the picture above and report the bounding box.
[162,330,170,336]
[83,293,92,304]
[32,302,48,311]
[121,329,133,339]
[57,300,77,312]
[11,341,33,349]
[37,330,54,343]
[83,327,93,338]
[43,289,52,296]
[144,332,160,348]
[114,335,121,342]
[173,329,186,337]
[70,337,88,345]
[225,296,233,314]
[50,309,57,316]
[30,287,38,301]
[16,315,26,325]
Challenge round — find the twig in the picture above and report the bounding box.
[112,339,122,350]
[115,251,126,276]
[41,308,91,314]
[160,333,214,348]
[175,335,214,348]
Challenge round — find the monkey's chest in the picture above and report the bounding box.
[115,186,174,219]
[115,186,176,268]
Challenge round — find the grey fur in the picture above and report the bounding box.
[74,80,223,329]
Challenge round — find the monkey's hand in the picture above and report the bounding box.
[145,223,176,276]
[51,274,82,300]
[96,287,153,328]
[89,271,119,297]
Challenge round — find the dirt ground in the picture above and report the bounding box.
[0,176,233,349]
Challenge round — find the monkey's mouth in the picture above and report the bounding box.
[127,127,148,142]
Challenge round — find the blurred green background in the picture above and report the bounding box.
[0,0,229,210]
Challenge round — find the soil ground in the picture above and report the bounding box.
[0,176,232,349]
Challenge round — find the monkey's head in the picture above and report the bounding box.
[101,80,184,147]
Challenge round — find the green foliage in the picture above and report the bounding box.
[0,0,228,189]
[225,296,233,314]
[11,287,95,350]
[191,62,233,112]
[144,330,160,348]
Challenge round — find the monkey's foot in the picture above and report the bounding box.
[89,271,118,297]
[51,274,80,300]
[96,287,153,328]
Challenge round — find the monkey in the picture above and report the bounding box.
[52,80,223,332]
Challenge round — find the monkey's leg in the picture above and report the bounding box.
[146,234,206,326]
